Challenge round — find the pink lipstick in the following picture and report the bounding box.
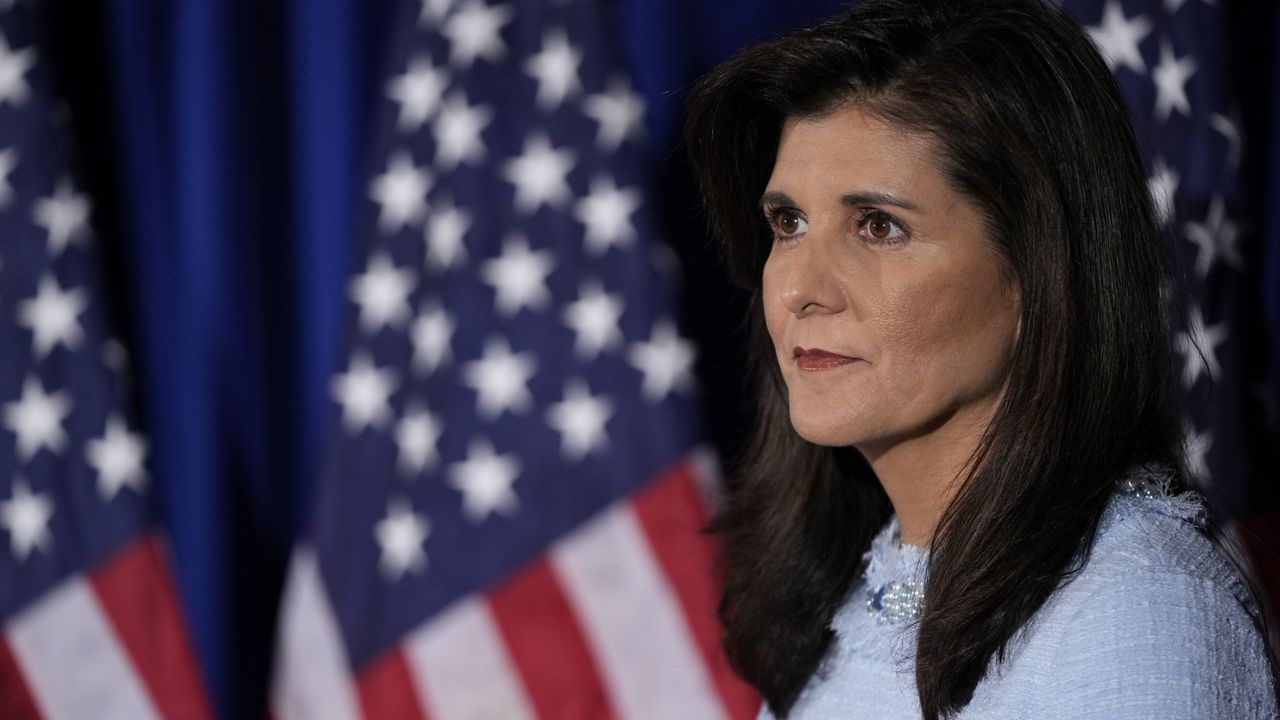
[794,347,860,371]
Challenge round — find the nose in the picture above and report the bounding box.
[777,235,846,317]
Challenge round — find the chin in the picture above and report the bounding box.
[788,409,865,447]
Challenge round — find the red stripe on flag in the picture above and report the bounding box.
[488,558,615,719]
[357,647,430,720]
[0,637,42,720]
[89,534,213,720]
[631,459,761,720]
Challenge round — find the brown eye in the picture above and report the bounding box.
[778,211,801,235]
[868,212,892,239]
[767,207,808,240]
[860,210,905,244]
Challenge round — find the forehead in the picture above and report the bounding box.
[770,104,944,196]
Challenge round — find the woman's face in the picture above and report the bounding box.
[761,104,1020,453]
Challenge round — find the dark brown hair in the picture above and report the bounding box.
[683,0,1188,717]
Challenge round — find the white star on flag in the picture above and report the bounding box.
[0,147,17,207]
[370,151,431,234]
[33,179,91,256]
[1152,40,1196,121]
[3,376,72,461]
[424,197,472,270]
[1184,196,1242,277]
[628,321,696,402]
[480,235,555,316]
[411,302,455,374]
[502,133,576,213]
[583,77,646,150]
[1183,422,1212,484]
[374,498,430,581]
[387,56,449,133]
[575,175,641,255]
[1210,109,1244,170]
[1148,159,1180,226]
[1175,307,1228,388]
[0,480,54,562]
[546,380,614,461]
[86,415,149,501]
[462,337,538,419]
[443,0,514,67]
[17,273,88,358]
[523,29,582,110]
[349,251,417,333]
[396,405,443,475]
[562,281,624,359]
[433,91,492,170]
[332,352,399,433]
[448,439,520,521]
[1164,0,1212,14]
[1086,1,1151,74]
[102,338,131,379]
[418,0,451,24]
[0,33,34,107]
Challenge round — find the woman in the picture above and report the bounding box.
[682,0,1277,717]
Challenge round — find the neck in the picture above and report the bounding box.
[858,398,999,547]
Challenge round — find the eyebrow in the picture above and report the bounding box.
[758,191,795,208]
[758,190,920,212]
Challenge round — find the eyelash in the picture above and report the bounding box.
[854,209,908,246]
[763,205,807,243]
[762,205,909,247]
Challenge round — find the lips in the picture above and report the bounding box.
[793,347,860,371]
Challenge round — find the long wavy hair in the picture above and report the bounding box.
[683,1,1190,717]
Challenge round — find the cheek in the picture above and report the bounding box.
[760,257,788,352]
[870,272,952,369]
[872,262,1018,389]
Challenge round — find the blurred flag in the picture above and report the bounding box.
[0,3,211,719]
[270,0,756,717]
[1068,0,1280,621]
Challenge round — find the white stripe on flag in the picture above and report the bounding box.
[271,548,361,720]
[6,575,160,720]
[551,504,727,720]
[403,595,536,720]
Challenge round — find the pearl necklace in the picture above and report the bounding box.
[865,578,924,625]
[861,518,928,625]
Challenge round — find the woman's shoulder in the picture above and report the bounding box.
[1017,471,1277,717]
[1064,468,1261,646]
[1089,481,1220,579]
[1082,470,1248,603]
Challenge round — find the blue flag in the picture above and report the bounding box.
[271,1,757,717]
[0,2,211,717]
[1063,0,1280,618]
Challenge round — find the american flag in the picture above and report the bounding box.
[270,0,757,717]
[1065,0,1280,621]
[0,2,211,719]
